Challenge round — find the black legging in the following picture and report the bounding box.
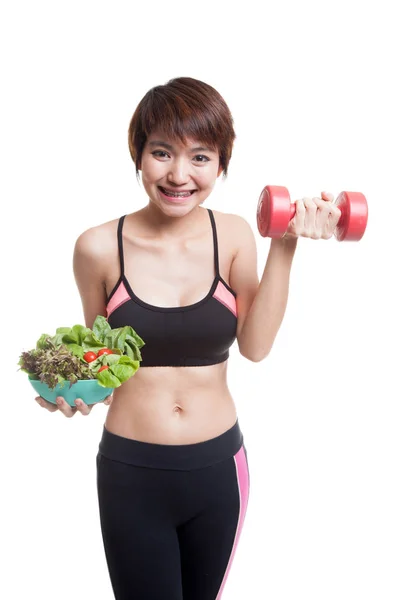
[96,419,250,600]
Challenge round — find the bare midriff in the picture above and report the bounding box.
[104,360,238,444]
[102,206,238,445]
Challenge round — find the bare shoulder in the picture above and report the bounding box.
[72,217,120,329]
[213,209,256,259]
[74,217,118,263]
[213,208,253,231]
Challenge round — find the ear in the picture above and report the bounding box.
[217,164,223,178]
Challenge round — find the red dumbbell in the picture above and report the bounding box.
[257,186,368,241]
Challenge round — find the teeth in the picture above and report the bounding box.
[162,187,192,197]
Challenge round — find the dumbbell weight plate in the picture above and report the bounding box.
[334,191,368,241]
[257,185,292,238]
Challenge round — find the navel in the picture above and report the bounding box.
[173,404,183,415]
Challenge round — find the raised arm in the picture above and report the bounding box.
[230,214,297,362]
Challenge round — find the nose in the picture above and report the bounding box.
[167,157,191,186]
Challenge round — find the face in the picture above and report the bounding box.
[139,130,223,213]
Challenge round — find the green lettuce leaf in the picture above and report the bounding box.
[81,331,107,352]
[96,369,121,388]
[92,315,112,343]
[67,343,85,359]
[36,334,53,350]
[110,361,139,383]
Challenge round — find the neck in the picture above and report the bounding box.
[143,202,206,240]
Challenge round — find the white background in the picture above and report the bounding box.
[2,1,399,599]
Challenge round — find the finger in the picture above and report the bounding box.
[35,396,44,407]
[35,396,59,412]
[35,397,55,411]
[314,197,339,217]
[74,398,93,416]
[55,396,77,418]
[319,198,341,238]
[321,190,335,202]
[294,198,306,219]
[314,197,332,237]
[103,395,113,405]
[328,204,342,229]
[317,195,342,227]
[287,198,305,236]
[303,197,318,237]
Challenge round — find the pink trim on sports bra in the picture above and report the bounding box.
[106,278,237,318]
[213,280,237,317]
[106,281,130,318]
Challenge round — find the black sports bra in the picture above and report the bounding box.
[106,209,238,367]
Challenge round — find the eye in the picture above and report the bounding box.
[151,150,211,163]
[194,155,210,163]
[151,150,170,159]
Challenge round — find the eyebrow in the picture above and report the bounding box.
[148,140,215,153]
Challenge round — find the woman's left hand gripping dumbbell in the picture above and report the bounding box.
[284,191,341,240]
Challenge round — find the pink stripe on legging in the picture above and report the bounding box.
[216,445,250,599]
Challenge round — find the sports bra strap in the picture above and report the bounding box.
[207,208,220,278]
[118,211,220,281]
[117,215,127,279]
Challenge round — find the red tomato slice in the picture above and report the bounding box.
[98,365,109,372]
[83,351,97,363]
[97,348,113,357]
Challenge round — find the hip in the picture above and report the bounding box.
[98,416,245,471]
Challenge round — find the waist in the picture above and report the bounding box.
[98,417,244,470]
[105,363,235,443]
[105,389,237,444]
[121,360,229,389]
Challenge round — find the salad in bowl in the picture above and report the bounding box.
[18,315,145,406]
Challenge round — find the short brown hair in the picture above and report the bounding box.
[128,77,236,181]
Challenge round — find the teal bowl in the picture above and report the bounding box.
[29,377,113,407]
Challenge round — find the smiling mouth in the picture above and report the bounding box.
[158,186,197,198]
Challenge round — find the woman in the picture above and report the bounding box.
[35,77,340,599]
